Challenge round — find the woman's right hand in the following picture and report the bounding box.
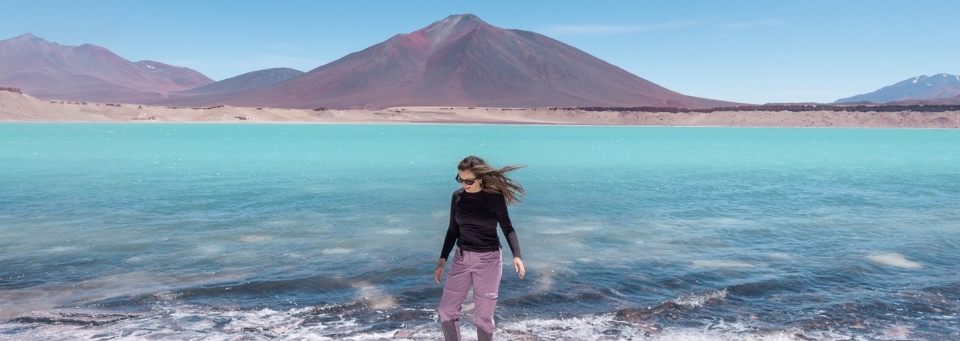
[434,258,446,284]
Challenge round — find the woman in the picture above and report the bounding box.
[434,156,526,341]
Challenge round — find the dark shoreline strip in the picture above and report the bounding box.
[557,104,960,113]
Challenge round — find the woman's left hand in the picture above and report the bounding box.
[513,257,525,280]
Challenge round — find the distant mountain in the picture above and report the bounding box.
[175,68,304,96]
[835,73,960,104]
[0,33,212,102]
[166,14,736,109]
[134,60,214,88]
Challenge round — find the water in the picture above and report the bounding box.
[1,123,958,340]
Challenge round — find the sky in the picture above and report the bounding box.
[1,0,958,104]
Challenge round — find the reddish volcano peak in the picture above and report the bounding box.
[418,14,491,42]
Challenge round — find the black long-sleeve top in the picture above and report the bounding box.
[439,188,522,260]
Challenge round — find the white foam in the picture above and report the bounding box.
[532,270,555,293]
[0,304,916,341]
[352,281,397,310]
[197,244,224,254]
[497,314,818,341]
[766,253,793,260]
[671,288,728,308]
[0,269,250,321]
[152,291,182,301]
[865,253,923,269]
[322,248,351,255]
[240,235,272,242]
[881,323,916,338]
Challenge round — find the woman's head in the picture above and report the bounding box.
[456,156,486,193]
[456,156,525,204]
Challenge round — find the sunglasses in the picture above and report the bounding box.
[455,175,479,185]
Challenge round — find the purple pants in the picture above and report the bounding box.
[439,248,503,341]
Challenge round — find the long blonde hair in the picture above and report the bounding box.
[458,156,525,204]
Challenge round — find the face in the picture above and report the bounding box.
[457,170,482,193]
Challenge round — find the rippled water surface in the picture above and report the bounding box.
[1,123,959,340]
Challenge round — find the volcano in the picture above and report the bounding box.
[167,14,735,109]
[0,33,212,102]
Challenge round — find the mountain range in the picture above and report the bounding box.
[159,14,734,109]
[835,73,960,104]
[6,17,959,110]
[0,33,212,102]
[0,15,737,109]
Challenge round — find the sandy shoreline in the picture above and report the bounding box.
[2,92,959,128]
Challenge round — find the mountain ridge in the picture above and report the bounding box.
[174,68,304,96]
[159,14,737,109]
[835,73,960,104]
[0,33,212,102]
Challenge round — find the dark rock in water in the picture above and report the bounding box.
[602,328,622,336]
[211,316,232,329]
[615,301,682,323]
[14,309,142,326]
[380,309,435,322]
[298,300,373,327]
[365,321,405,332]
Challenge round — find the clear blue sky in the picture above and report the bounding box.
[2,0,957,104]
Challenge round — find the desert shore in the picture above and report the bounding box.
[2,91,959,128]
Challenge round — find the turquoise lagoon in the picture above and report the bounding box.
[1,123,958,340]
